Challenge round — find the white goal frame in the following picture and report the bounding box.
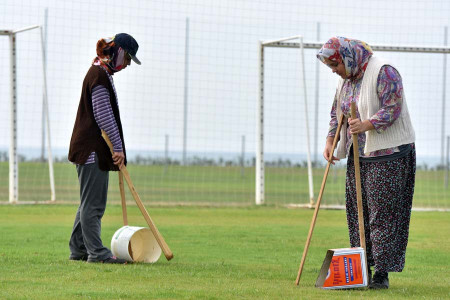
[257,35,315,205]
[0,25,55,203]
[258,34,450,207]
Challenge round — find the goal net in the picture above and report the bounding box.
[1,2,450,212]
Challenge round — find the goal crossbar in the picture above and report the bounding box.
[263,40,450,54]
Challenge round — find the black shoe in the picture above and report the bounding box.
[87,255,128,264]
[367,268,372,286]
[369,271,389,289]
[69,254,88,261]
[101,256,128,264]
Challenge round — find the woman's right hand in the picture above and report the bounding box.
[323,136,340,165]
[112,151,125,168]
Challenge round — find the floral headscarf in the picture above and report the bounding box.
[93,37,127,73]
[317,37,373,80]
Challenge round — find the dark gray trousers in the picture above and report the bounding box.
[69,160,113,261]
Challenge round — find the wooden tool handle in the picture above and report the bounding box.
[350,103,366,251]
[102,132,128,225]
[350,102,368,285]
[102,130,174,261]
[295,114,345,285]
[118,171,128,226]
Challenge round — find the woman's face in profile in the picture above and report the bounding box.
[327,61,348,79]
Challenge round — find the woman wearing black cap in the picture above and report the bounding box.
[68,33,140,264]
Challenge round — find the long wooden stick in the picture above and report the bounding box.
[295,114,345,285]
[118,171,128,225]
[102,131,174,261]
[350,102,368,284]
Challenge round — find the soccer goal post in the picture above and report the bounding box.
[0,25,55,203]
[257,35,315,206]
[259,34,450,210]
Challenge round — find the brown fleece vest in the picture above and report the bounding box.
[68,65,126,171]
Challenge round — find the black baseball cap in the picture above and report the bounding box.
[114,33,141,65]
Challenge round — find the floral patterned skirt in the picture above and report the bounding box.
[345,147,416,272]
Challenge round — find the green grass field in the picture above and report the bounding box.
[0,205,449,299]
[0,162,449,209]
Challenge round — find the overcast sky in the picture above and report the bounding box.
[0,0,449,164]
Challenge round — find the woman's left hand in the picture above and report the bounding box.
[348,118,374,134]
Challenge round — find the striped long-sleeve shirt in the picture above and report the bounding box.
[84,67,123,164]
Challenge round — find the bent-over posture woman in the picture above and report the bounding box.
[317,36,416,289]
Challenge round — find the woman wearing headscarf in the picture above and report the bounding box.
[68,33,141,264]
[317,37,416,289]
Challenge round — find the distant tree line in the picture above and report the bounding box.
[0,151,445,170]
